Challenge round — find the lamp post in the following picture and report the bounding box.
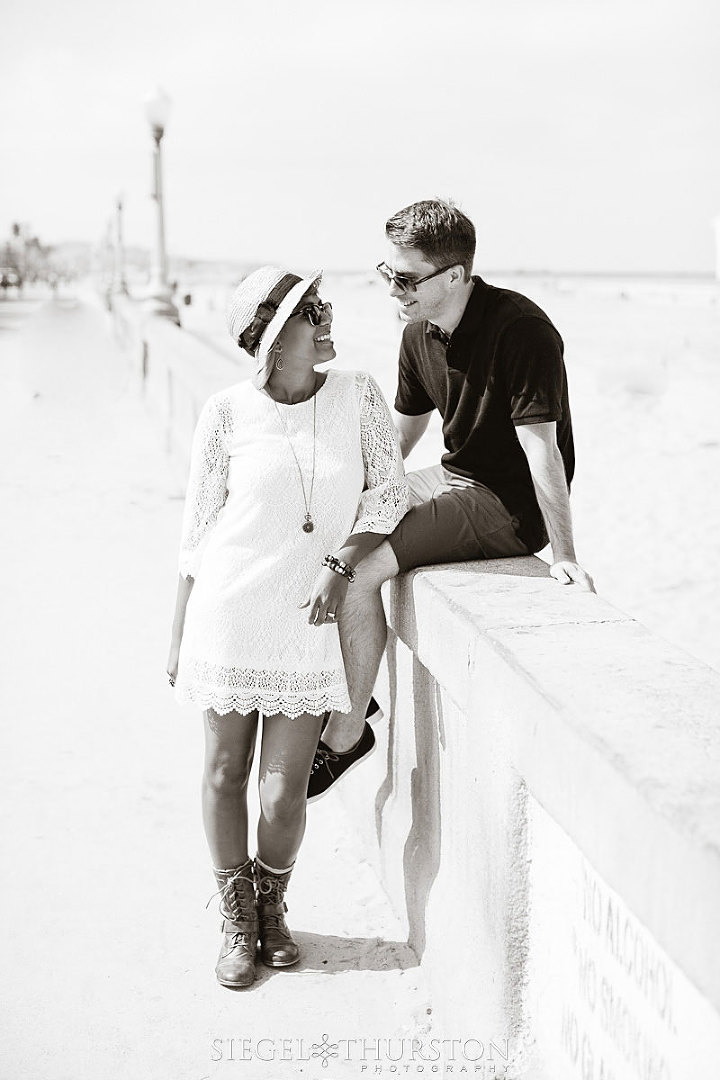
[115,193,128,295]
[144,85,179,324]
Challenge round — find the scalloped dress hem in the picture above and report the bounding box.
[175,687,352,719]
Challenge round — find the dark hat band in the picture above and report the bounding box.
[238,272,302,354]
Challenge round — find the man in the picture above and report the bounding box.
[307,199,594,801]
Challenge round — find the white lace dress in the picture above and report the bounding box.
[174,369,408,718]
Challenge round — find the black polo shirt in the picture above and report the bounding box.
[394,276,575,552]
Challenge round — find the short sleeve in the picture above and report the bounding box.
[394,328,435,416]
[502,317,566,426]
[353,373,409,534]
[178,394,232,578]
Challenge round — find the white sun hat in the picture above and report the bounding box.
[226,265,323,388]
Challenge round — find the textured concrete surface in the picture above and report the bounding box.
[371,555,720,1057]
[0,293,435,1080]
[525,796,720,1080]
[333,636,527,1051]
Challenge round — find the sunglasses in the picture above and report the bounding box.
[376,262,456,293]
[289,300,333,326]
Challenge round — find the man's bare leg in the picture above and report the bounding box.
[322,539,400,753]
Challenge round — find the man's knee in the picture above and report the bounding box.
[406,464,445,506]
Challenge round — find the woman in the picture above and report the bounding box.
[166,265,408,989]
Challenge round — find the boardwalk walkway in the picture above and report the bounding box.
[0,291,433,1080]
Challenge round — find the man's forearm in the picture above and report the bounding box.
[516,422,594,590]
[527,445,577,562]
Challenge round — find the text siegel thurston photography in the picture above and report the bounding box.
[209,1034,511,1072]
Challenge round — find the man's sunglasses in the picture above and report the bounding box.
[289,300,332,326]
[376,262,456,293]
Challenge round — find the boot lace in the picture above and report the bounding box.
[257,872,287,906]
[207,863,256,923]
[256,870,291,935]
[260,910,289,933]
[224,930,253,951]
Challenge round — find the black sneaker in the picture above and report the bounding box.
[307,722,376,803]
[365,695,383,723]
[320,697,383,736]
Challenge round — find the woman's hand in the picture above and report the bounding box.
[166,640,181,687]
[299,566,349,626]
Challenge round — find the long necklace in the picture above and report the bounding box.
[273,394,317,533]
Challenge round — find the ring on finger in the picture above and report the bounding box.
[327,611,337,620]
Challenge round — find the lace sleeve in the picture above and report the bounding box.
[178,394,232,579]
[353,372,409,535]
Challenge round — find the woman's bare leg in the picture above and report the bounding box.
[202,708,258,869]
[256,711,324,868]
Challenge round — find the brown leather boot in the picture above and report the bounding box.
[255,858,300,967]
[212,860,258,988]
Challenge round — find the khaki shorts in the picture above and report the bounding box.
[388,465,529,573]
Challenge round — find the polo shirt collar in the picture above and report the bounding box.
[424,276,487,347]
[425,323,451,348]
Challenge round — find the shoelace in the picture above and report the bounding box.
[256,872,291,936]
[222,930,254,953]
[259,911,290,935]
[206,865,255,921]
[311,747,340,776]
[257,875,283,903]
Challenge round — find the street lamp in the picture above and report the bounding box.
[115,192,128,295]
[143,85,179,324]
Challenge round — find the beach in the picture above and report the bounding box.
[180,270,720,674]
[1,276,717,1079]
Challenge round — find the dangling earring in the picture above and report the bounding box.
[274,342,284,371]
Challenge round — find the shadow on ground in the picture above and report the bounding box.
[243,933,419,985]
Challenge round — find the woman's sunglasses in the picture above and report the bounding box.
[289,300,332,326]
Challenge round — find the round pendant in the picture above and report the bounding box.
[303,519,314,533]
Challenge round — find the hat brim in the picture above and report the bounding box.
[254,269,324,388]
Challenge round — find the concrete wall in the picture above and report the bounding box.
[336,561,720,1076]
[112,295,239,482]
[117,298,720,1078]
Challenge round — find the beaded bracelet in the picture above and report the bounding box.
[323,554,356,583]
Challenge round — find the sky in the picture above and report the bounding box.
[1,0,719,274]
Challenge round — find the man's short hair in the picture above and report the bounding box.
[385,199,476,281]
